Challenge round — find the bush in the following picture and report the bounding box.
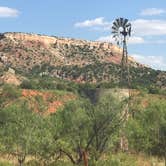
[148,85,160,94]
[1,84,21,99]
[56,83,67,90]
[20,80,33,89]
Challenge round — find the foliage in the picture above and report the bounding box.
[0,161,13,166]
[0,101,55,165]
[90,153,137,166]
[0,102,36,165]
[0,79,165,165]
[20,76,57,90]
[1,84,21,100]
[126,98,166,159]
[53,95,124,164]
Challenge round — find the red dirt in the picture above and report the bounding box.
[22,89,75,115]
[142,99,149,108]
[47,101,63,114]
[107,55,121,64]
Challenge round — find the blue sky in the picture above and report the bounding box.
[0,0,166,70]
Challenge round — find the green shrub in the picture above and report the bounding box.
[20,80,33,89]
[2,84,21,99]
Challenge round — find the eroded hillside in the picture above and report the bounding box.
[0,32,165,87]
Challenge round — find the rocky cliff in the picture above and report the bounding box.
[0,32,164,86]
[0,32,139,69]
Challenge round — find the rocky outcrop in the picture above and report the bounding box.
[4,32,117,50]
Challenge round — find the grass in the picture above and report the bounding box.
[0,153,165,166]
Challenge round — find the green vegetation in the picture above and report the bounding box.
[54,95,124,165]
[0,83,165,165]
[23,61,165,94]
[0,32,165,165]
[126,97,166,164]
[0,87,123,165]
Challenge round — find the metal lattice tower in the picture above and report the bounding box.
[112,18,131,88]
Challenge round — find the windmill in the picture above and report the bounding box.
[112,18,132,151]
[112,18,131,88]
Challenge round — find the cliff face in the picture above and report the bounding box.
[0,32,161,85]
[4,32,117,49]
[0,32,140,70]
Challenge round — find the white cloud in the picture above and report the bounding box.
[97,35,145,45]
[132,54,166,70]
[75,17,166,46]
[132,19,166,36]
[97,35,114,43]
[74,17,111,28]
[128,36,145,44]
[0,6,19,17]
[140,8,166,16]
[75,17,166,36]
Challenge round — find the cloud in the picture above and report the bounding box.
[132,19,166,36]
[132,54,166,70]
[75,17,166,46]
[128,36,145,44]
[0,6,19,17]
[74,17,111,28]
[75,17,166,36]
[91,18,166,37]
[97,35,145,45]
[97,35,114,43]
[140,8,166,16]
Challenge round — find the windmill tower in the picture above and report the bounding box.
[112,18,131,88]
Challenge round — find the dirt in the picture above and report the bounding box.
[22,89,75,114]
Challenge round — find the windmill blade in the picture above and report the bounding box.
[112,25,118,31]
[113,36,119,41]
[112,32,118,36]
[128,27,131,36]
[120,18,123,24]
[112,34,118,38]
[116,18,121,27]
[112,25,118,30]
[122,18,128,27]
[114,35,118,40]
[125,23,131,28]
[119,18,124,27]
[113,20,119,28]
[112,30,118,34]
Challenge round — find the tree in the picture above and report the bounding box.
[32,116,60,165]
[126,98,166,165]
[53,95,125,165]
[0,101,40,166]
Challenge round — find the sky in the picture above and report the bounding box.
[0,0,166,70]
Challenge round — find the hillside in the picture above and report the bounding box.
[0,32,165,88]
[0,85,76,115]
[0,32,165,166]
